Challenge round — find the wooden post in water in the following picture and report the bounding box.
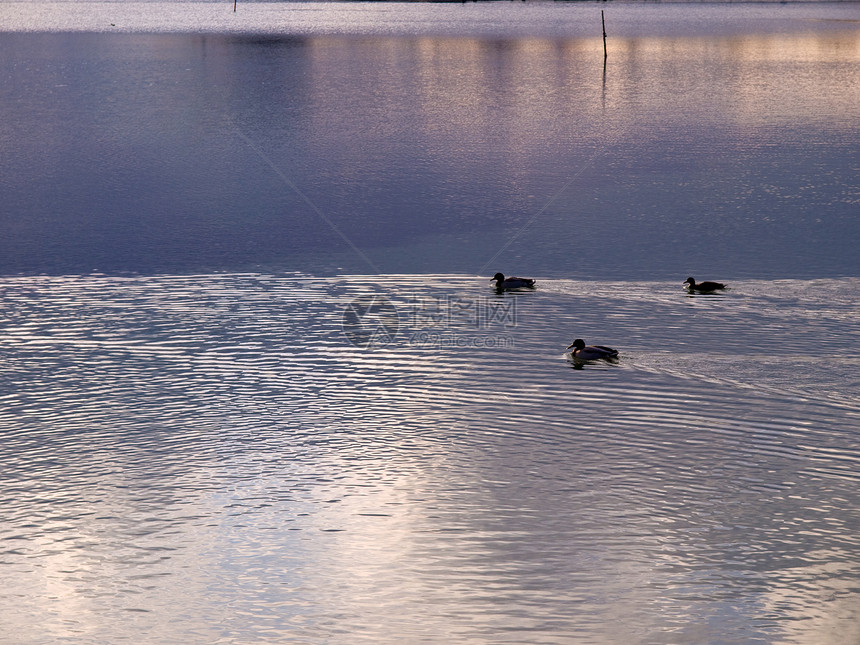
[601,10,607,59]
[234,0,237,12]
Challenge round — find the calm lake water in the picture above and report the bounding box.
[1,3,859,644]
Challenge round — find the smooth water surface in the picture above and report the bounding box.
[1,3,858,278]
[1,4,859,644]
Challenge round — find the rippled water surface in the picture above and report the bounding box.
[1,3,859,644]
[1,273,858,644]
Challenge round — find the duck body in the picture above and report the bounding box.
[566,338,619,360]
[491,273,535,290]
[684,277,726,292]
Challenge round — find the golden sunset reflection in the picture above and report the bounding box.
[293,28,860,183]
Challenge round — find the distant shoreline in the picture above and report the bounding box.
[2,1,858,38]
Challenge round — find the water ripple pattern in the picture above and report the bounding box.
[0,273,858,644]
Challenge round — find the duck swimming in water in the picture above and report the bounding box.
[566,338,619,360]
[684,277,726,292]
[491,273,535,290]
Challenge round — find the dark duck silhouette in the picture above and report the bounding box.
[566,338,619,360]
[684,277,726,293]
[491,273,535,290]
